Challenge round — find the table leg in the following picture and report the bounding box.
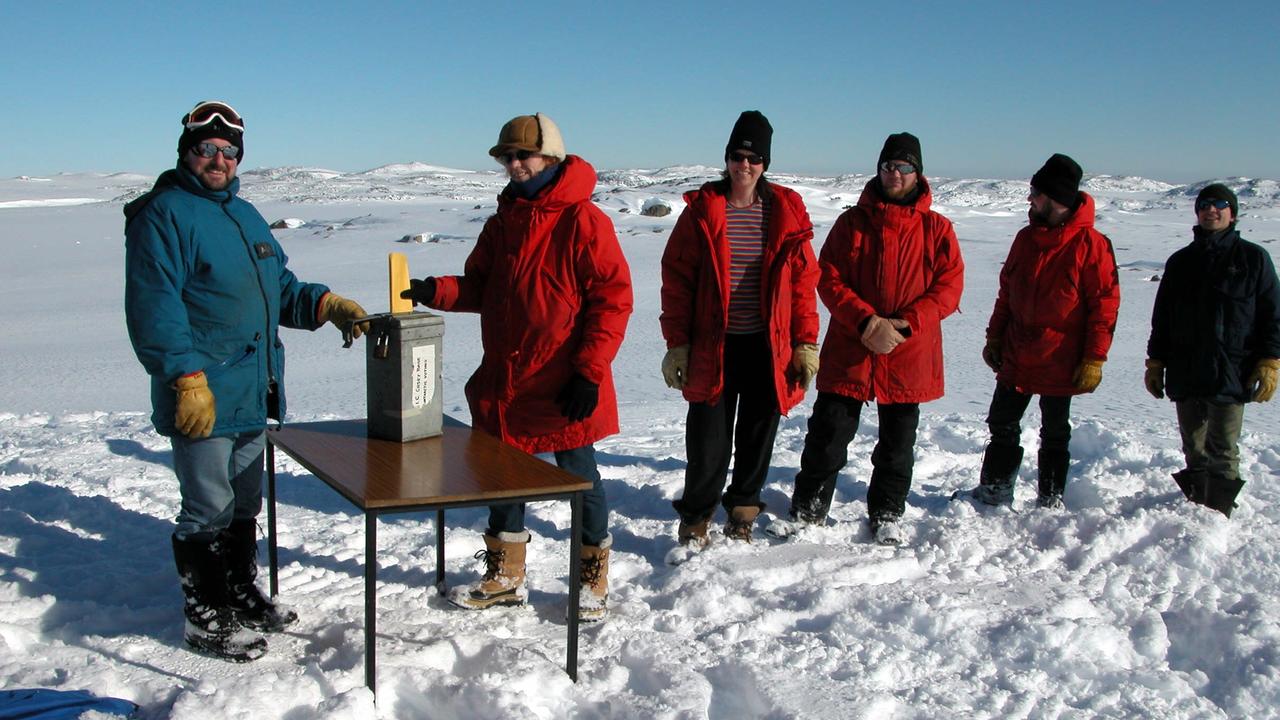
[435,509,446,592]
[267,442,278,597]
[365,511,377,694]
[567,491,582,682]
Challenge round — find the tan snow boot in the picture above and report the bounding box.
[578,534,611,622]
[677,517,711,549]
[448,530,528,610]
[724,506,761,542]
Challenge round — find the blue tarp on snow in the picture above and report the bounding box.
[0,689,139,719]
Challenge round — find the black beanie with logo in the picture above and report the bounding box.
[725,111,773,170]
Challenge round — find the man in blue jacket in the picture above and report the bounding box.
[124,101,368,661]
[1145,183,1280,518]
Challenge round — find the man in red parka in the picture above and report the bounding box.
[966,153,1120,509]
[401,113,632,621]
[769,132,964,545]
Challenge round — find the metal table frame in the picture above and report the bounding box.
[262,418,591,695]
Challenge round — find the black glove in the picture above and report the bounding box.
[400,277,437,306]
[556,373,599,422]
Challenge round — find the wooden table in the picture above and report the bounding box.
[263,417,594,694]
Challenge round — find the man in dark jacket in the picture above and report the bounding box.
[125,101,368,661]
[1146,183,1280,517]
[965,154,1120,509]
[769,132,964,545]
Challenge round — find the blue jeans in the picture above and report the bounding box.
[170,431,266,541]
[488,444,608,546]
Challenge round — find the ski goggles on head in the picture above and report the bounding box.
[182,101,245,133]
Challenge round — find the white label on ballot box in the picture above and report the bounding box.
[411,344,436,408]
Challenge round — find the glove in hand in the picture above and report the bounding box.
[1073,359,1104,392]
[861,315,906,355]
[320,292,370,340]
[1144,359,1165,400]
[556,373,600,422]
[175,372,216,438]
[400,277,437,307]
[982,338,1002,372]
[1250,358,1279,402]
[662,345,691,389]
[790,343,819,390]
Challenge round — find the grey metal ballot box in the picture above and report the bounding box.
[366,312,445,441]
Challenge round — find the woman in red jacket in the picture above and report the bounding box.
[401,113,632,620]
[771,133,964,546]
[969,153,1119,509]
[660,110,820,556]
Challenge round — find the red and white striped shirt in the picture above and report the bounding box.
[726,197,768,334]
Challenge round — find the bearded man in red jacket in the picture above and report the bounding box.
[966,153,1120,509]
[769,132,964,545]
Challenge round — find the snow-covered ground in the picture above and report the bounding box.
[1,165,1277,719]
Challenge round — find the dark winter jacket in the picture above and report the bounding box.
[1148,225,1280,402]
[659,180,820,415]
[124,164,329,437]
[814,177,965,404]
[987,192,1121,395]
[425,155,633,454]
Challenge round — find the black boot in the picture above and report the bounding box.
[1037,449,1070,509]
[1172,469,1210,505]
[968,444,1024,506]
[1205,477,1245,518]
[172,534,267,662]
[219,519,298,632]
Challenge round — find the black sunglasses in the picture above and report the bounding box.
[1195,198,1231,212]
[499,149,537,164]
[191,142,240,160]
[728,151,764,166]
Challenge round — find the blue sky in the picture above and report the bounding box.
[4,1,1277,181]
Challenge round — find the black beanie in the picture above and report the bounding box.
[178,117,244,164]
[1030,153,1082,209]
[1196,183,1239,219]
[725,110,773,170]
[878,132,923,174]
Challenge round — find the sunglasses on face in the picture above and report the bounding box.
[879,161,917,175]
[1196,198,1231,212]
[183,101,245,133]
[499,149,537,164]
[1029,187,1043,198]
[191,142,241,160]
[728,151,764,166]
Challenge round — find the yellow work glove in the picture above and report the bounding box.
[1250,358,1280,402]
[1073,359,1104,392]
[790,343,819,390]
[1144,359,1165,399]
[174,372,216,438]
[319,292,370,340]
[662,345,690,389]
[982,337,1002,372]
[861,315,906,355]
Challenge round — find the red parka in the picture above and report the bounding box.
[659,181,820,415]
[815,177,964,403]
[427,155,633,454]
[987,192,1120,395]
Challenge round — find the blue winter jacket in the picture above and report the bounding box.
[124,164,329,437]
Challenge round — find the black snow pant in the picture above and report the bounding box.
[791,392,919,521]
[986,383,1073,497]
[673,333,781,523]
